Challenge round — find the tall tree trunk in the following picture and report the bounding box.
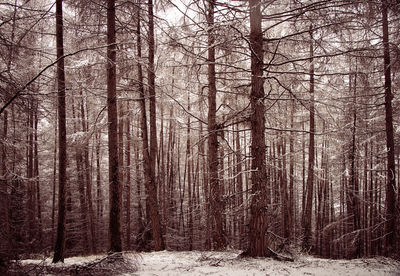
[289,98,295,241]
[245,0,272,257]
[137,4,164,250]
[53,0,67,263]
[206,0,226,250]
[0,109,10,262]
[80,92,96,253]
[280,138,290,240]
[95,131,103,226]
[186,100,193,250]
[348,71,361,258]
[72,100,90,253]
[51,109,57,246]
[147,0,164,251]
[125,113,132,249]
[27,102,36,249]
[34,104,42,245]
[107,0,122,253]
[302,26,315,251]
[235,127,244,248]
[381,0,397,256]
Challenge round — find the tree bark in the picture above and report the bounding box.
[381,0,396,256]
[302,25,315,251]
[245,0,272,257]
[107,0,122,253]
[53,0,67,263]
[206,0,226,250]
[147,0,164,251]
[80,93,96,253]
[0,108,10,262]
[137,3,164,250]
[125,113,131,249]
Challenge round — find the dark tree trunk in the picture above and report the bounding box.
[80,94,96,253]
[34,104,42,245]
[0,109,10,262]
[302,26,315,251]
[51,110,57,246]
[107,0,122,253]
[235,127,244,248]
[245,0,272,257]
[381,0,396,256]
[137,4,164,250]
[186,101,194,250]
[95,131,103,226]
[53,0,67,263]
[71,100,90,253]
[206,0,226,250]
[147,0,164,251]
[125,114,131,249]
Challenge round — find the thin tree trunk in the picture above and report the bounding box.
[289,98,295,242]
[235,126,244,248]
[80,92,96,253]
[280,138,290,240]
[95,131,103,225]
[125,113,131,250]
[107,0,122,253]
[147,0,164,251]
[0,108,10,261]
[186,99,193,250]
[137,4,164,250]
[34,104,42,245]
[27,102,36,248]
[72,100,90,253]
[51,109,57,246]
[206,0,226,250]
[53,0,67,263]
[381,0,396,256]
[302,26,315,251]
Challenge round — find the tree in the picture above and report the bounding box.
[206,0,226,250]
[381,0,396,256]
[245,0,272,257]
[53,0,67,263]
[147,0,165,251]
[302,25,315,252]
[107,0,122,253]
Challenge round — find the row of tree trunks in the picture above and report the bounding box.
[5,0,396,261]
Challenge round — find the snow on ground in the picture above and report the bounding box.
[134,250,400,276]
[20,250,400,276]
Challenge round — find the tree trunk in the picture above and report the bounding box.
[0,109,10,262]
[107,0,122,253]
[34,104,42,246]
[245,0,272,257]
[72,100,90,253]
[186,100,193,250]
[302,26,315,251]
[95,130,103,226]
[53,0,67,263]
[206,0,226,250]
[137,4,164,250]
[381,0,397,257]
[51,109,57,246]
[147,0,164,251]
[80,93,96,253]
[125,113,131,249]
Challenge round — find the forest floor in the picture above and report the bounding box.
[10,250,400,275]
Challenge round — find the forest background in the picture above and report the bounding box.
[0,0,399,266]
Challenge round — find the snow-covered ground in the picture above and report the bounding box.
[19,250,400,275]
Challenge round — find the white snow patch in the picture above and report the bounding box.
[134,251,400,276]
[20,251,400,276]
